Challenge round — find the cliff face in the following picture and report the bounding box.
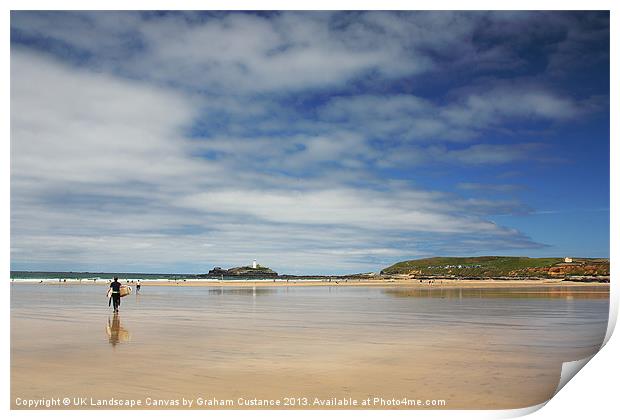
[204,266,278,278]
[522,262,609,277]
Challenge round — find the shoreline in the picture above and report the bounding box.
[11,278,610,289]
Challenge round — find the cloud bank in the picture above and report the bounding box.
[10,11,609,273]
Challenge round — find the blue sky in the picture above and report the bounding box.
[10,11,609,274]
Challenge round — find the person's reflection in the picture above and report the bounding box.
[106,313,131,347]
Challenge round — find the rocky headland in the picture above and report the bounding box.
[200,265,279,278]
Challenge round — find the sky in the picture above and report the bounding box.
[10,11,610,275]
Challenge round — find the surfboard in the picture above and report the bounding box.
[106,285,133,298]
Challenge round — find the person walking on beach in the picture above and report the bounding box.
[109,277,122,313]
[136,280,141,293]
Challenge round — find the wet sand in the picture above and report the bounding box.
[20,277,611,288]
[11,283,609,409]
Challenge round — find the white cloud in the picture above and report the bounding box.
[10,50,544,274]
[23,11,417,94]
[442,85,581,129]
[131,12,432,93]
[317,87,584,145]
[379,143,545,168]
[11,49,209,187]
[178,187,507,234]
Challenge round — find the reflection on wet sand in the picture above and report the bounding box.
[384,286,609,300]
[208,286,275,296]
[106,313,130,347]
[11,284,609,409]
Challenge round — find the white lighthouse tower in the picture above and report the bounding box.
[252,259,257,269]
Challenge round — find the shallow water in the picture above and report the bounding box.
[11,284,609,409]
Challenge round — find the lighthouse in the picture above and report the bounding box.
[252,259,257,269]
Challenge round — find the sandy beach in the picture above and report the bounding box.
[11,282,609,410]
[17,277,611,289]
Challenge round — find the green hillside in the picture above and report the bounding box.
[381,256,609,277]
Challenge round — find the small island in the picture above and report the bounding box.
[200,261,278,278]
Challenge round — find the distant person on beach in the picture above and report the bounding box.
[109,277,122,313]
[136,280,141,292]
